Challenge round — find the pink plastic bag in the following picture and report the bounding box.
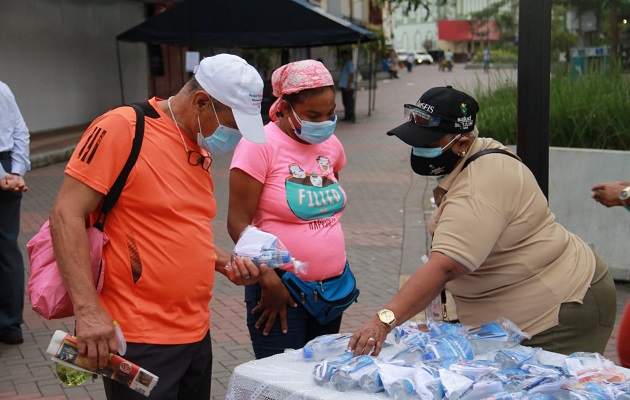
[26,220,108,320]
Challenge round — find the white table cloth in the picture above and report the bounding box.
[226,347,629,400]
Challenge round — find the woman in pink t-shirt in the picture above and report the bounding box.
[228,60,351,359]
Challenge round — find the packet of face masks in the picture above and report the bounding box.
[232,225,308,274]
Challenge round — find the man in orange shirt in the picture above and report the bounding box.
[50,54,266,399]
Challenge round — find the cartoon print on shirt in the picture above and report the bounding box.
[310,174,323,187]
[316,156,331,173]
[288,163,307,179]
[285,156,346,221]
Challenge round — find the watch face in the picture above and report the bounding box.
[621,189,630,200]
[379,309,395,323]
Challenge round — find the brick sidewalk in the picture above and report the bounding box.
[1,65,627,399]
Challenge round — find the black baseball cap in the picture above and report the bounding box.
[387,86,479,147]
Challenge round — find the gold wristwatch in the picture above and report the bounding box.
[377,309,396,331]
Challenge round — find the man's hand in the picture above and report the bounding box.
[0,174,27,191]
[0,174,28,192]
[74,304,118,370]
[592,181,630,208]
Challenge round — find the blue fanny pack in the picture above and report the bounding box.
[279,261,360,325]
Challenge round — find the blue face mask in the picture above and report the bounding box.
[197,102,242,155]
[288,106,337,144]
[412,134,462,158]
[197,128,241,155]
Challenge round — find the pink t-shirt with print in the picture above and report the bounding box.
[230,122,347,282]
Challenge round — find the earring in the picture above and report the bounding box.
[459,150,467,157]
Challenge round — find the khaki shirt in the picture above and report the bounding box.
[429,136,595,336]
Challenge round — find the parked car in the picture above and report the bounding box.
[413,50,434,65]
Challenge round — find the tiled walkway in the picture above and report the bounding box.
[1,65,628,399]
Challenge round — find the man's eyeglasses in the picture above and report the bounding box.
[188,150,212,171]
[404,104,454,127]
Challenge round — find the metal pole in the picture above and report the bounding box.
[517,0,552,198]
[371,51,376,111]
[116,41,126,104]
[367,49,373,116]
[356,38,361,118]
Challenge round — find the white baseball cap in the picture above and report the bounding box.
[194,54,266,143]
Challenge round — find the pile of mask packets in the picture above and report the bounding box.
[306,319,630,399]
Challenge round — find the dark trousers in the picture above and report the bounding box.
[103,331,213,400]
[245,284,343,359]
[0,158,24,337]
[341,89,355,122]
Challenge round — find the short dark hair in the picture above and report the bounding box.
[185,76,204,93]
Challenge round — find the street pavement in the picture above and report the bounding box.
[1,64,628,400]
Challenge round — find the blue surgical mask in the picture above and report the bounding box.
[288,105,337,144]
[198,128,241,155]
[411,134,462,158]
[197,101,242,155]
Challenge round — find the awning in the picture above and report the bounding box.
[116,0,377,48]
[438,20,501,42]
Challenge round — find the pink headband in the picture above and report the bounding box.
[268,60,334,121]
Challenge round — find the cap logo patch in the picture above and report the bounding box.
[250,93,263,108]
[454,102,474,130]
[456,115,474,130]
[417,102,434,114]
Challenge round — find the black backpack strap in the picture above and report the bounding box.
[462,148,520,170]
[94,103,145,230]
[136,100,160,119]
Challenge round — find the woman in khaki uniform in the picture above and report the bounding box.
[349,86,616,357]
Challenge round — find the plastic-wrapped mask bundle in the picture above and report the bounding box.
[232,225,308,273]
[329,355,376,392]
[312,352,352,386]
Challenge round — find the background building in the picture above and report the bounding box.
[387,0,513,58]
[0,0,148,133]
[0,0,375,134]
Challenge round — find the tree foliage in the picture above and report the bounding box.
[377,0,630,60]
[372,0,449,17]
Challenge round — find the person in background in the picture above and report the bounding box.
[386,50,399,79]
[0,80,30,346]
[50,54,264,399]
[382,57,394,79]
[483,48,491,73]
[444,49,454,72]
[228,60,350,359]
[591,180,630,367]
[406,52,415,73]
[437,49,445,71]
[348,86,616,358]
[339,50,356,123]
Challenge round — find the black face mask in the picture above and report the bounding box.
[410,150,462,176]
